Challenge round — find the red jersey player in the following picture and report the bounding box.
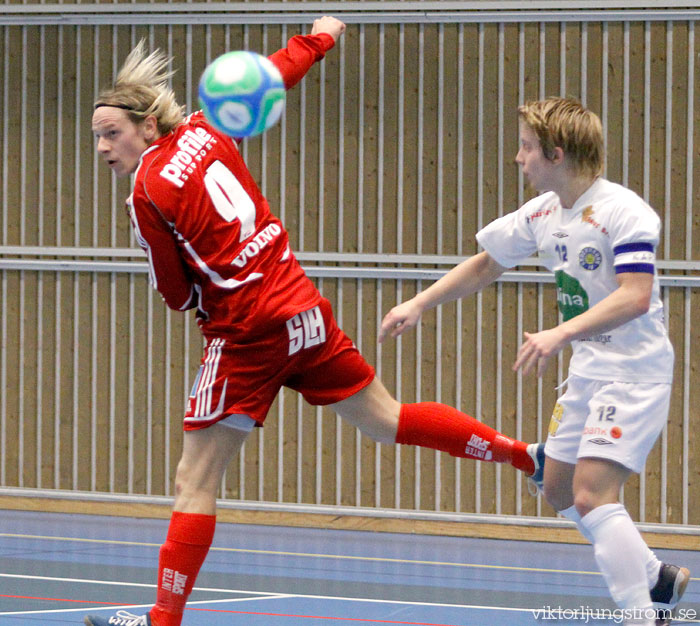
[86,17,544,626]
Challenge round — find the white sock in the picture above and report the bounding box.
[561,504,662,589]
[559,504,594,543]
[580,503,654,619]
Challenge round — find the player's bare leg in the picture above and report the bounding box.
[331,377,540,475]
[544,457,687,625]
[85,424,250,626]
[330,377,400,443]
[172,424,250,514]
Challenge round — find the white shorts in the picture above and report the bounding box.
[544,374,672,473]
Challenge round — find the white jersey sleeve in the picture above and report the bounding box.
[475,197,547,268]
[607,198,661,276]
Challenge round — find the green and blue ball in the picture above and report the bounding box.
[199,50,285,138]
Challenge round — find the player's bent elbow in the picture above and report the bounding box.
[632,294,651,317]
[159,291,198,312]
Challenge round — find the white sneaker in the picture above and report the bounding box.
[84,610,152,626]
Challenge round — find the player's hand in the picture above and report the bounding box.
[378,299,423,343]
[311,16,346,42]
[513,328,568,377]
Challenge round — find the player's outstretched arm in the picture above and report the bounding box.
[266,16,345,91]
[379,251,506,343]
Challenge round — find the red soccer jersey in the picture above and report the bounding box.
[127,34,334,340]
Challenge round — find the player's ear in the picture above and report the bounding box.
[550,146,565,165]
[142,114,160,142]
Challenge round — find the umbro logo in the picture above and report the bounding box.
[552,232,568,238]
[589,438,613,446]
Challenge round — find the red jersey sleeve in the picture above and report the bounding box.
[127,191,199,312]
[268,33,335,90]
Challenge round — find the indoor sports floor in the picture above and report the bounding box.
[0,510,698,625]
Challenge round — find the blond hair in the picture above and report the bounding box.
[518,97,604,178]
[94,40,185,135]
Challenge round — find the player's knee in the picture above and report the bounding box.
[543,489,568,512]
[572,489,599,518]
[173,456,214,499]
[173,462,196,499]
[172,462,220,514]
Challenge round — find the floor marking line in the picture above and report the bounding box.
[185,607,466,626]
[0,573,275,595]
[0,573,156,590]
[188,595,296,605]
[0,532,607,577]
[0,598,536,620]
[0,594,124,606]
[0,603,153,617]
[0,598,284,617]
[0,600,464,626]
[0,580,537,615]
[0,532,160,548]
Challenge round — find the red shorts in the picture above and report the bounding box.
[184,298,375,430]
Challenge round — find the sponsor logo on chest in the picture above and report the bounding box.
[159,127,218,188]
[581,206,610,236]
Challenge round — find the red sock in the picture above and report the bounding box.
[149,511,216,626]
[396,402,534,474]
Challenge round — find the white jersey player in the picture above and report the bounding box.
[380,97,688,626]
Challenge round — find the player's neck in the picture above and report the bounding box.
[556,174,598,210]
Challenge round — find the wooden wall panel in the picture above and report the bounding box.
[0,16,698,527]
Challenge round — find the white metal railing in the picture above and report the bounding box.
[1,251,699,287]
[4,2,700,26]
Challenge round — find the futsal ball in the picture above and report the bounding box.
[198,50,285,138]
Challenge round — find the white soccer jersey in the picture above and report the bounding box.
[476,177,673,383]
